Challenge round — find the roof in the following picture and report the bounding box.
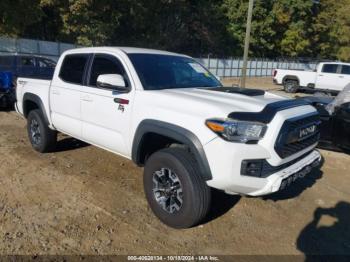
[0,53,55,59]
[65,46,188,57]
[319,61,350,66]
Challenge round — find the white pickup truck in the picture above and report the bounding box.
[273,62,350,93]
[15,47,321,228]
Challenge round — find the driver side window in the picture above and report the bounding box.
[89,55,129,88]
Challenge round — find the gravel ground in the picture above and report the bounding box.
[0,77,349,256]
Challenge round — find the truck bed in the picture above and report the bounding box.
[274,69,316,87]
[16,77,52,118]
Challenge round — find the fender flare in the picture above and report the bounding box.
[23,93,50,125]
[282,75,300,85]
[132,119,212,181]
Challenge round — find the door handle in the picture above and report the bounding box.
[81,95,93,102]
[114,98,129,104]
[318,74,323,77]
[339,76,344,78]
[52,90,60,95]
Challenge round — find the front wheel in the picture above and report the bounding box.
[27,109,57,153]
[144,147,211,229]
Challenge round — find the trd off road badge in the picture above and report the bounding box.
[118,104,125,112]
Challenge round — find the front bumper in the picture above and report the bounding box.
[204,136,321,196]
[244,150,321,196]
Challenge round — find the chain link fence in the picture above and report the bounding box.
[196,56,319,78]
[0,36,77,61]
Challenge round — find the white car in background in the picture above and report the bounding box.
[273,62,350,93]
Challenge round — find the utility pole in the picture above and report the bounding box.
[241,0,254,88]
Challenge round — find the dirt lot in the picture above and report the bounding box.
[0,78,349,256]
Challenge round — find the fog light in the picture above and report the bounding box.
[241,160,263,177]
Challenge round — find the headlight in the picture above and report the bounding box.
[205,118,267,143]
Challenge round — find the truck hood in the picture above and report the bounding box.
[151,87,288,118]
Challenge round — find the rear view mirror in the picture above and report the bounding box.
[97,74,128,92]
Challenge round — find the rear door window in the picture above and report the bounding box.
[59,54,89,85]
[20,56,36,67]
[322,64,339,74]
[37,58,56,68]
[341,65,350,75]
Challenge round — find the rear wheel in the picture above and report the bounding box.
[27,109,57,153]
[284,79,299,93]
[143,147,211,228]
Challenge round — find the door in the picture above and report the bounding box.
[337,65,350,91]
[50,54,89,139]
[81,53,134,156]
[316,64,344,91]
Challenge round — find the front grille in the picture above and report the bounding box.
[275,113,321,158]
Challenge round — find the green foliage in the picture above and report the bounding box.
[0,0,349,61]
[222,0,276,56]
[223,0,318,57]
[328,0,350,61]
[0,0,43,37]
[222,0,350,61]
[38,0,122,46]
[273,0,314,57]
[112,0,231,56]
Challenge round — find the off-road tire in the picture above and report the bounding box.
[27,109,57,153]
[144,147,211,229]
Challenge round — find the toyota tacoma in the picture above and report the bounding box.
[15,47,322,228]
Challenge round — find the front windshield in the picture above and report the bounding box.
[128,53,222,90]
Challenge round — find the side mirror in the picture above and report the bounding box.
[96,74,128,92]
[215,75,221,81]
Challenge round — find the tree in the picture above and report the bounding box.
[38,0,122,46]
[329,0,349,61]
[0,0,349,61]
[336,2,350,61]
[311,0,336,59]
[312,0,350,61]
[273,0,315,57]
[222,0,276,57]
[113,0,231,56]
[0,0,43,37]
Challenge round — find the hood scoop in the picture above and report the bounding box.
[228,99,311,123]
[204,87,265,97]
